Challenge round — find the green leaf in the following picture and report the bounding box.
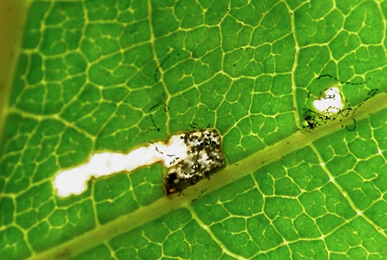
[1,0,387,259]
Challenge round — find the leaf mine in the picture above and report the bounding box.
[313,87,344,116]
[53,128,225,198]
[165,129,225,194]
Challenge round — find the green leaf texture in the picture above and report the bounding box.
[1,0,387,259]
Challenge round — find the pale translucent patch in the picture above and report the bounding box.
[313,87,344,115]
[378,149,383,155]
[54,134,189,198]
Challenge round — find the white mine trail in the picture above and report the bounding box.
[54,134,188,198]
[313,87,344,115]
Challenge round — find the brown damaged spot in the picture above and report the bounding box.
[165,128,225,195]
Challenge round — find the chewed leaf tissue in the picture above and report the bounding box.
[165,129,225,194]
[53,128,225,198]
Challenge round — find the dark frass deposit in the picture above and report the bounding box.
[165,129,225,194]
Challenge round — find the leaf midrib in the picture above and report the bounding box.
[0,0,29,147]
[30,92,387,260]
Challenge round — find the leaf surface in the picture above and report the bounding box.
[1,0,387,259]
